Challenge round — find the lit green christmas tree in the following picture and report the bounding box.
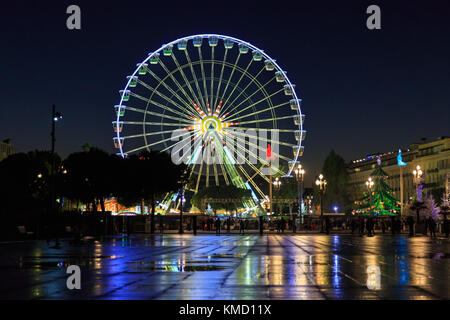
[356,159,400,216]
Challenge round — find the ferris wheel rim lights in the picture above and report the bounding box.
[114,34,304,177]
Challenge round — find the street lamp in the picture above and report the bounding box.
[412,165,424,222]
[274,177,281,190]
[315,174,327,233]
[412,165,423,188]
[294,164,305,231]
[365,177,374,215]
[178,186,185,234]
[273,177,281,216]
[50,105,63,214]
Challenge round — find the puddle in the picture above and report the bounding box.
[408,253,450,260]
[127,255,238,272]
[129,264,228,272]
[0,255,121,270]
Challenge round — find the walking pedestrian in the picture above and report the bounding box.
[325,216,330,235]
[351,219,356,235]
[381,220,386,234]
[444,217,449,238]
[407,215,414,237]
[428,217,436,239]
[215,217,221,235]
[359,217,365,236]
[239,219,245,235]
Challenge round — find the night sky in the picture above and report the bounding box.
[1,0,449,186]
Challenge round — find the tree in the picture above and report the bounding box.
[321,150,351,213]
[425,195,440,221]
[115,150,187,233]
[273,177,297,215]
[62,146,116,212]
[356,163,400,216]
[0,150,60,213]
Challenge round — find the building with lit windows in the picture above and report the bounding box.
[348,136,450,212]
[0,139,15,162]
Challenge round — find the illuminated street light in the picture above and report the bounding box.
[273,177,281,191]
[366,177,374,215]
[294,164,305,230]
[412,165,423,184]
[412,164,425,222]
[50,105,63,217]
[315,174,327,233]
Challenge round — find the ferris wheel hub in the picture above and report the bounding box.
[200,115,222,133]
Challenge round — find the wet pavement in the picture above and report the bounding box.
[0,234,449,300]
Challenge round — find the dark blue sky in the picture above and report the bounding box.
[1,0,449,185]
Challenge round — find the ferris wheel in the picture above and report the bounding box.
[113,34,305,203]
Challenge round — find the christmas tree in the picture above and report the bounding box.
[355,158,401,216]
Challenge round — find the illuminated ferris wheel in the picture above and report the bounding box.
[113,34,305,203]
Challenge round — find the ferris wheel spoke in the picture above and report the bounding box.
[218,52,241,107]
[228,126,298,133]
[124,130,193,154]
[209,46,215,107]
[157,132,197,159]
[146,66,200,117]
[232,140,270,184]
[184,49,207,110]
[220,66,265,115]
[127,93,193,124]
[222,78,278,120]
[218,158,230,185]
[216,133,266,197]
[195,155,205,193]
[224,130,291,162]
[123,121,188,128]
[171,54,204,113]
[213,48,229,109]
[226,100,289,123]
[136,79,196,119]
[121,129,183,140]
[198,46,210,111]
[227,126,296,148]
[156,60,202,116]
[220,56,252,113]
[236,114,297,126]
[209,136,230,186]
[212,150,220,187]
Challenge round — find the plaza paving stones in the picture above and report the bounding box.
[0,234,448,300]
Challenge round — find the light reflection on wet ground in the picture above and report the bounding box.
[0,235,448,300]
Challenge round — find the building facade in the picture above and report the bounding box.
[348,136,450,215]
[0,139,15,162]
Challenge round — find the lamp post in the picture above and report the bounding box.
[412,165,424,222]
[178,186,185,234]
[294,164,305,231]
[365,177,374,215]
[315,174,327,233]
[50,105,63,214]
[273,177,281,216]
